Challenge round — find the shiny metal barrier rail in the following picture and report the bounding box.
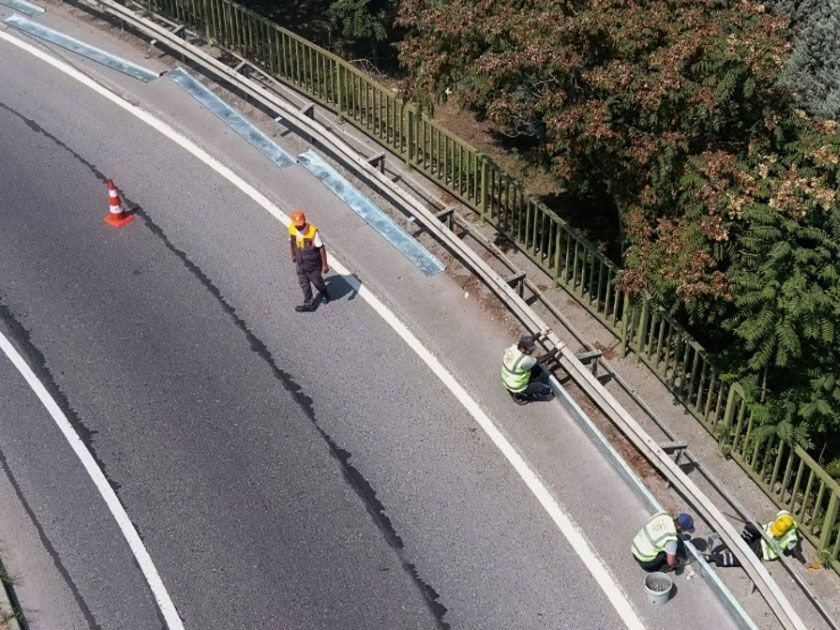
[77,1,809,626]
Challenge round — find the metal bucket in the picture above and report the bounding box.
[644,572,673,607]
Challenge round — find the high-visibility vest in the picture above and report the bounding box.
[760,510,799,561]
[289,224,321,270]
[632,512,677,562]
[501,344,532,393]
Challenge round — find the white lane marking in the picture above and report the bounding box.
[0,332,185,630]
[0,30,645,629]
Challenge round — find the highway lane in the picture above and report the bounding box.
[0,324,164,630]
[0,33,629,629]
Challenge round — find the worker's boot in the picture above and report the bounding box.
[508,391,528,406]
[319,289,330,305]
[295,302,316,312]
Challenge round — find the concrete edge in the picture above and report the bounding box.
[549,375,758,630]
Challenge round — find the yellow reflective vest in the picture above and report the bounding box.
[632,512,677,562]
[501,345,533,393]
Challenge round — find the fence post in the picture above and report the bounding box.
[479,154,488,224]
[819,492,839,561]
[620,292,632,355]
[720,385,745,450]
[405,108,414,167]
[635,299,649,363]
[202,0,211,42]
[336,61,344,122]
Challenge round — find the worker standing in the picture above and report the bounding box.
[500,332,558,405]
[289,210,330,312]
[631,511,694,572]
[705,510,801,567]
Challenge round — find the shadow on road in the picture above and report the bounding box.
[326,274,357,302]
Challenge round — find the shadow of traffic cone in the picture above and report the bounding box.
[104,179,134,228]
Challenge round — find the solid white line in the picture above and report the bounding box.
[0,332,185,630]
[0,30,645,629]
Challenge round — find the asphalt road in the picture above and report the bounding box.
[0,30,629,630]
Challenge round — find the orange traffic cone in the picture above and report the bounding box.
[104,179,134,227]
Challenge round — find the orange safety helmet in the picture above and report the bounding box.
[291,209,306,227]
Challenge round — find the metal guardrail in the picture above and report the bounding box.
[79,0,813,625]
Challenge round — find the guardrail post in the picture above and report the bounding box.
[819,492,839,561]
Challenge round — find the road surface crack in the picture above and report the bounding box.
[136,207,450,629]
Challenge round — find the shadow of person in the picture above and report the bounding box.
[324,275,357,302]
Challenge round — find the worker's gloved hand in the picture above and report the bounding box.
[788,542,806,563]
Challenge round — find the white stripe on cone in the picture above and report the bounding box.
[108,180,123,215]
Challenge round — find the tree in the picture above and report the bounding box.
[766,0,840,121]
[397,0,792,305]
[725,117,840,439]
[328,0,393,62]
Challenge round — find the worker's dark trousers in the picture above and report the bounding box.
[510,366,554,403]
[709,524,762,567]
[635,552,668,572]
[297,267,327,304]
[634,539,686,572]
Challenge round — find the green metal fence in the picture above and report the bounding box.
[141,0,840,571]
[724,385,840,572]
[622,298,733,435]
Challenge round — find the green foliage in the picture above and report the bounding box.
[722,118,840,437]
[397,0,792,301]
[327,0,397,62]
[328,0,388,44]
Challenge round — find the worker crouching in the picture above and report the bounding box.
[289,210,330,312]
[705,510,801,567]
[500,333,558,405]
[632,511,694,572]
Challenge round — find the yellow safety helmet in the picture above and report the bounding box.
[771,514,795,538]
